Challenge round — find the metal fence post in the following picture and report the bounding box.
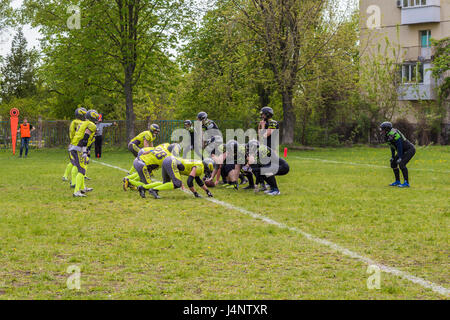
[38,116,43,149]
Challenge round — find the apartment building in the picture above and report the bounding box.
[360,0,450,126]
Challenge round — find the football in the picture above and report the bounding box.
[205,180,215,188]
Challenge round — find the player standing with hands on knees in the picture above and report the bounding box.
[379,122,416,188]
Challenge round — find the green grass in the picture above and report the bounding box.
[0,146,448,299]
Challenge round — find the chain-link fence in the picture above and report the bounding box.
[0,119,247,149]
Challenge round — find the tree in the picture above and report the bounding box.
[428,37,449,144]
[0,28,38,102]
[24,0,192,140]
[230,0,350,144]
[176,2,278,126]
[0,0,13,33]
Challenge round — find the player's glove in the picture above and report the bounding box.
[193,191,201,198]
[81,147,88,161]
[396,158,402,164]
[206,190,213,197]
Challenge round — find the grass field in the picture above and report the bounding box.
[0,146,448,299]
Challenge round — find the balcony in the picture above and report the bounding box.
[401,2,441,25]
[398,83,436,100]
[401,46,434,62]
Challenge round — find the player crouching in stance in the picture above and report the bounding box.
[206,140,246,190]
[176,157,214,198]
[127,123,160,174]
[379,122,416,188]
[70,110,100,197]
[123,143,175,197]
[246,140,289,196]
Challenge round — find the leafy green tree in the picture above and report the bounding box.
[230,0,352,144]
[0,28,38,102]
[23,0,192,139]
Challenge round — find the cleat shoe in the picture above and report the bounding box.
[148,189,160,199]
[193,192,201,198]
[398,181,410,188]
[73,191,86,197]
[80,188,93,194]
[389,180,401,186]
[138,186,146,198]
[267,189,281,196]
[260,183,267,191]
[243,185,255,190]
[264,189,272,194]
[123,178,129,191]
[70,184,75,189]
[240,177,248,185]
[84,176,91,180]
[62,177,68,182]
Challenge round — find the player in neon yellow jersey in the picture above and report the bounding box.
[62,107,87,185]
[127,124,160,174]
[69,109,99,197]
[175,157,214,198]
[123,143,182,198]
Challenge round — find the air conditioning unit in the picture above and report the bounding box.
[397,0,402,8]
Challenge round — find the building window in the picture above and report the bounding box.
[401,63,424,83]
[403,0,427,7]
[420,30,431,48]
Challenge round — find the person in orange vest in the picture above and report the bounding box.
[17,118,35,158]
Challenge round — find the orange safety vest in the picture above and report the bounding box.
[20,124,31,138]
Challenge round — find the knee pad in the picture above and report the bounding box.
[187,176,194,188]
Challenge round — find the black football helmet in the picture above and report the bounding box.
[184,120,192,129]
[379,121,393,135]
[260,107,274,119]
[197,111,208,122]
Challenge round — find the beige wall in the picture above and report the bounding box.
[360,0,450,58]
[360,0,450,125]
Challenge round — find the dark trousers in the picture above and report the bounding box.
[94,135,103,158]
[20,137,30,156]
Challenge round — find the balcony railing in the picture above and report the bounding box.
[398,83,437,101]
[401,46,434,62]
[401,3,441,25]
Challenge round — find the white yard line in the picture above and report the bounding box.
[92,159,450,297]
[292,156,450,174]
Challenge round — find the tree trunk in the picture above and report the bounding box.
[281,88,295,145]
[124,68,135,142]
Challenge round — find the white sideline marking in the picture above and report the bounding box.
[93,159,449,297]
[293,156,450,174]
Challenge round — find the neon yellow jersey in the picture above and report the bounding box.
[139,145,172,167]
[71,120,97,147]
[69,119,84,140]
[130,130,155,148]
[176,158,204,177]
